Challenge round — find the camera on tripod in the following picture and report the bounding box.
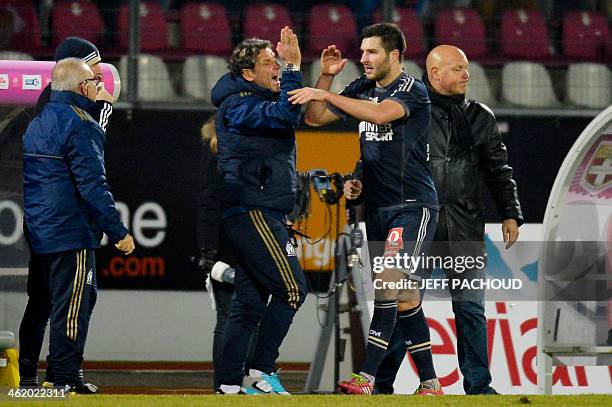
[308,169,345,205]
[291,169,358,223]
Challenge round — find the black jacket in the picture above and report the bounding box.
[426,81,524,243]
[196,139,222,253]
[196,139,234,264]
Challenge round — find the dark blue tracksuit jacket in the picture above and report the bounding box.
[23,90,127,254]
[210,71,303,216]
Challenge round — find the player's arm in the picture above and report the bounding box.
[303,46,346,127]
[303,75,340,127]
[291,88,405,125]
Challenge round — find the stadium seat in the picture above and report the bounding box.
[501,62,558,108]
[182,55,227,103]
[563,11,610,61]
[306,4,357,60]
[310,59,361,94]
[566,63,611,109]
[402,60,423,79]
[434,8,487,58]
[51,1,104,48]
[466,61,496,107]
[0,51,33,60]
[118,1,168,51]
[119,54,176,101]
[0,0,41,50]
[372,7,424,58]
[180,2,231,55]
[501,8,551,59]
[243,3,292,42]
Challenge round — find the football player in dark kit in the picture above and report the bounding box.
[290,23,442,395]
[211,26,308,395]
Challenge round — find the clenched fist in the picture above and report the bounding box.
[115,233,135,255]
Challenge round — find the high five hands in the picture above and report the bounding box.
[320,45,348,76]
[288,45,347,105]
[276,26,301,67]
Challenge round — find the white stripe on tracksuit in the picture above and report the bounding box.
[98,103,112,131]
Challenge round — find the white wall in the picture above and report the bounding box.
[1,290,320,362]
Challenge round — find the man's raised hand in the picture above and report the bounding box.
[276,26,301,67]
[320,45,348,76]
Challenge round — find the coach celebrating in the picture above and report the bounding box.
[211,27,307,395]
[22,58,134,392]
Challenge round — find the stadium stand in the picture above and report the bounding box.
[119,54,176,101]
[181,2,232,55]
[0,51,33,60]
[502,61,559,108]
[562,11,611,61]
[305,4,357,60]
[182,55,227,102]
[372,7,425,59]
[243,3,293,43]
[465,61,497,107]
[51,1,105,48]
[501,8,551,60]
[402,60,423,80]
[2,1,608,108]
[434,7,488,59]
[566,62,611,108]
[0,0,41,51]
[118,1,168,51]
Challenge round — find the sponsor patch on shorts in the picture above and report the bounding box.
[384,227,404,257]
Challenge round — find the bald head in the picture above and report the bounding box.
[51,57,92,93]
[426,45,470,96]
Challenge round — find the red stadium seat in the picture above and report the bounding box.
[243,3,292,41]
[118,1,168,51]
[563,11,610,61]
[434,8,487,58]
[0,0,41,50]
[306,4,357,59]
[51,1,104,48]
[372,7,424,58]
[501,8,551,60]
[180,2,231,55]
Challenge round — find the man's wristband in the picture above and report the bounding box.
[284,63,300,72]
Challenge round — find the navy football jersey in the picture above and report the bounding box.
[330,71,438,210]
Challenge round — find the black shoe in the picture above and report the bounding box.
[480,387,500,395]
[43,381,99,394]
[69,382,99,394]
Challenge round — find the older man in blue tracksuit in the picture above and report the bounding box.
[22,58,134,392]
[19,36,115,390]
[211,27,308,395]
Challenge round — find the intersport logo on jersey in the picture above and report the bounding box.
[360,121,393,142]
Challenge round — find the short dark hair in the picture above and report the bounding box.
[361,23,406,60]
[228,38,273,76]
